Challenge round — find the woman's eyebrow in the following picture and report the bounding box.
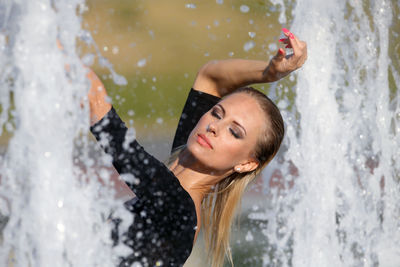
[218,103,247,136]
[216,103,225,116]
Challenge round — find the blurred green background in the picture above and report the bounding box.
[82,0,288,144]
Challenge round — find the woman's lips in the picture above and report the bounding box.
[197,134,213,149]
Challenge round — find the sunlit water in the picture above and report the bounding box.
[0,0,399,267]
[258,0,400,266]
[0,1,131,266]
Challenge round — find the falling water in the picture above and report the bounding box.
[1,0,399,266]
[0,1,130,266]
[262,0,400,266]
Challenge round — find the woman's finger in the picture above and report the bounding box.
[288,32,301,56]
[282,28,290,37]
[287,33,308,69]
[276,48,286,60]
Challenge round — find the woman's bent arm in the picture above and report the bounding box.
[193,59,271,97]
[193,28,307,97]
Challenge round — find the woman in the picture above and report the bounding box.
[89,28,307,267]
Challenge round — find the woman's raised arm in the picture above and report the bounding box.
[193,28,307,97]
[87,69,112,125]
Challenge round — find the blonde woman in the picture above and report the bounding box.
[89,28,307,267]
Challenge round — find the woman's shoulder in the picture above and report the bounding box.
[171,88,220,151]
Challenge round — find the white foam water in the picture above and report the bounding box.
[1,0,399,266]
[261,0,400,266]
[0,1,130,266]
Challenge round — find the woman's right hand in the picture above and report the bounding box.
[263,28,307,82]
[87,69,112,125]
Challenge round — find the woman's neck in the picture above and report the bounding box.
[170,148,232,244]
[170,148,229,201]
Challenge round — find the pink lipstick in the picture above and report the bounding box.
[197,134,213,149]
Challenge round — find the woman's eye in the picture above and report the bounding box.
[211,109,221,119]
[230,128,240,139]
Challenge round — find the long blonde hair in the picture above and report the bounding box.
[169,87,284,267]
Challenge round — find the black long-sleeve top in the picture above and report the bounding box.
[90,89,220,266]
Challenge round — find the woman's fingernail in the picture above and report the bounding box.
[282,28,290,34]
[279,38,286,42]
[278,48,284,55]
[289,33,295,39]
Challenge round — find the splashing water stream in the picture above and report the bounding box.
[0,0,399,266]
[262,0,400,266]
[0,1,130,266]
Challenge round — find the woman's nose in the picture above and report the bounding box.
[207,122,218,136]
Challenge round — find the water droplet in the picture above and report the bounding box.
[112,46,119,54]
[148,30,155,39]
[156,118,163,124]
[248,32,256,38]
[5,122,13,132]
[278,100,289,109]
[245,231,253,241]
[128,110,135,116]
[82,53,95,66]
[240,5,250,13]
[57,200,64,208]
[214,20,220,27]
[204,52,210,57]
[249,19,254,24]
[103,46,108,52]
[185,3,196,9]
[243,40,255,52]
[268,43,278,51]
[44,152,51,158]
[137,58,147,67]
[112,72,127,85]
[228,51,234,57]
[57,223,65,233]
[216,0,223,4]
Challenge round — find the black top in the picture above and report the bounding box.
[90,88,220,267]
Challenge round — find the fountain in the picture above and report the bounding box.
[0,1,131,266]
[0,0,399,266]
[255,0,400,266]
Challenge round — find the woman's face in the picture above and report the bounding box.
[186,92,266,173]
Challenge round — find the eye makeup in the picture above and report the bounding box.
[210,105,246,139]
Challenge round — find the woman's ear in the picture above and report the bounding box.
[234,159,259,173]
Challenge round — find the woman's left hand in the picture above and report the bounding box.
[263,28,307,82]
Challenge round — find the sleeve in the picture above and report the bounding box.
[90,107,179,200]
[171,88,220,152]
